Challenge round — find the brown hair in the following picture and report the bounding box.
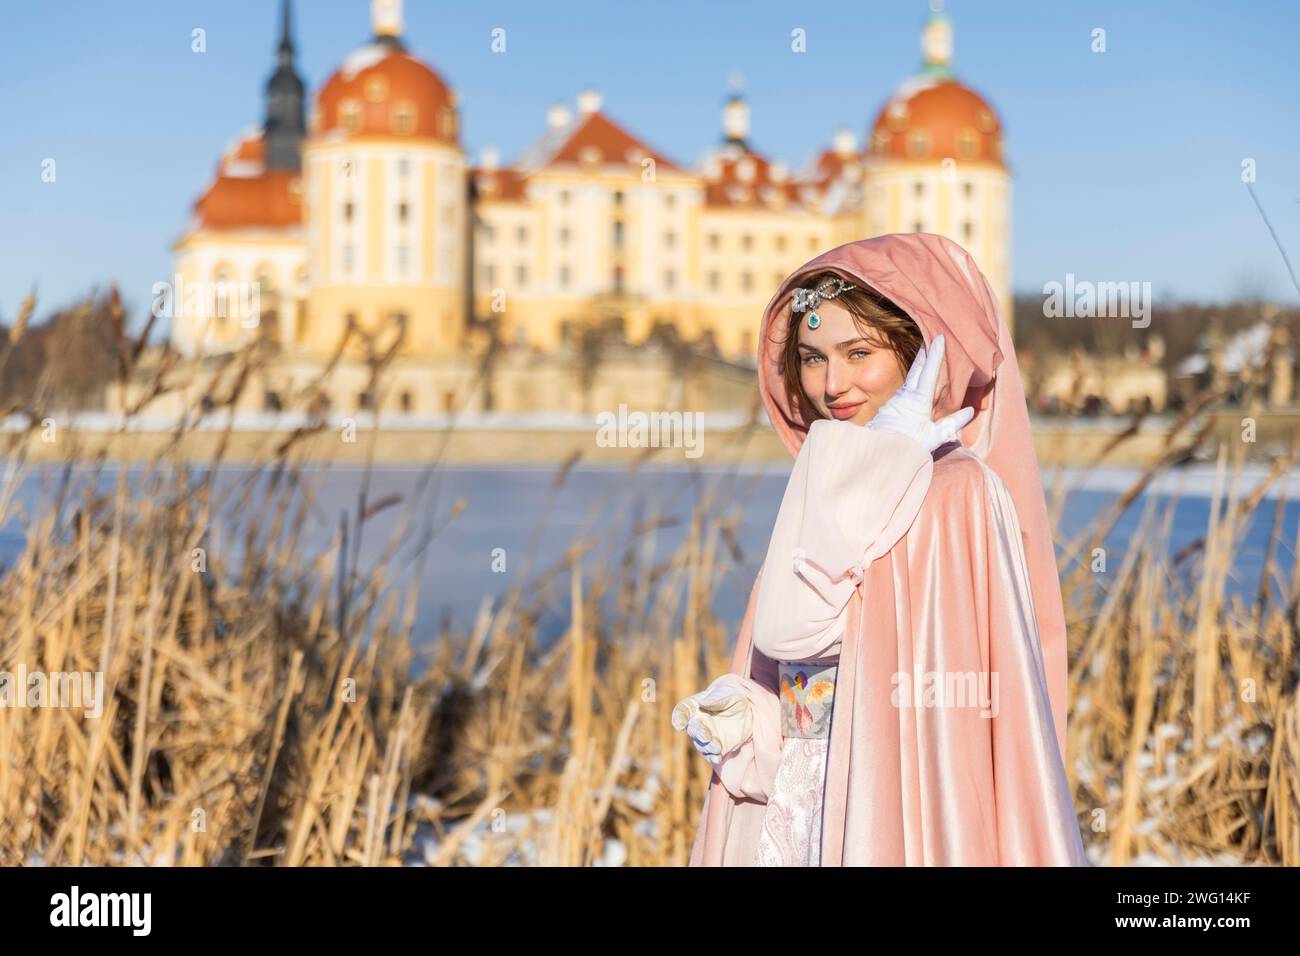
[775,269,925,421]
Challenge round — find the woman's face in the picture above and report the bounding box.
[796,299,908,426]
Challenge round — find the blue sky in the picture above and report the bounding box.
[1,0,1297,330]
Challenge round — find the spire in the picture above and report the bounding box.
[372,0,405,50]
[721,70,750,148]
[264,0,305,172]
[920,0,954,79]
[278,0,292,61]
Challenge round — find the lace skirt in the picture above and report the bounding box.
[753,737,830,866]
[753,658,836,867]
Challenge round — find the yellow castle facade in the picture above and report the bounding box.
[153,0,1012,419]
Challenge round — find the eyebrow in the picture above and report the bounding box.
[798,336,873,353]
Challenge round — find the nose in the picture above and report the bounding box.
[823,356,849,400]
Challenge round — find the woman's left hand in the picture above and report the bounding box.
[866,334,975,452]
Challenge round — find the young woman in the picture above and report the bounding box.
[674,233,1088,866]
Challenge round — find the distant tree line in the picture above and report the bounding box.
[0,288,135,413]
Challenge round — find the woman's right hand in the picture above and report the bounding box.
[866,335,975,453]
[672,679,754,764]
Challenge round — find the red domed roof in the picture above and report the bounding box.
[868,77,1004,167]
[314,43,459,143]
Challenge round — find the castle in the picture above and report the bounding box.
[137,0,1012,420]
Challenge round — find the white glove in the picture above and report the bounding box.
[866,334,975,453]
[672,679,754,765]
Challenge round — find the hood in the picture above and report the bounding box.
[755,232,1071,756]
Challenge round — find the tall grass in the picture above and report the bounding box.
[0,292,1297,865]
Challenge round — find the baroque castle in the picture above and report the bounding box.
[139,0,1012,420]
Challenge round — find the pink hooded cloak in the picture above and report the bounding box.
[688,233,1087,866]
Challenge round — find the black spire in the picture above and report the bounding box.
[264,0,305,172]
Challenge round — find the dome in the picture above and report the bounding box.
[314,41,459,143]
[867,76,1004,167]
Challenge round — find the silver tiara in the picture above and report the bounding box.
[791,276,859,328]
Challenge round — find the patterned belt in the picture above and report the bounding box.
[777,660,838,739]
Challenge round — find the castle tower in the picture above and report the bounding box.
[264,0,306,172]
[301,0,468,357]
[861,2,1015,334]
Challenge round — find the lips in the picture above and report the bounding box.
[827,402,863,420]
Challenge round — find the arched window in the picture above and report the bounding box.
[211,263,234,329]
[339,98,363,133]
[957,128,979,160]
[392,101,417,135]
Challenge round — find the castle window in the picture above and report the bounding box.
[740,233,753,252]
[516,225,528,245]
[914,182,925,198]
[613,190,624,206]
[559,226,570,245]
[708,233,720,251]
[357,390,373,411]
[392,101,417,135]
[341,244,354,272]
[708,271,720,292]
[664,268,676,290]
[664,231,676,249]
[957,128,978,160]
[397,201,409,223]
[396,244,410,273]
[612,221,624,247]
[775,235,787,252]
[399,391,414,413]
[339,98,363,133]
[516,264,528,287]
[559,265,570,288]
[343,201,354,222]
[364,75,387,102]
[559,189,570,205]
[741,272,753,293]
[397,158,411,178]
[963,221,973,241]
[211,264,233,325]
[263,390,283,412]
[907,130,930,157]
[963,181,975,199]
[365,75,389,103]
[254,264,275,295]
